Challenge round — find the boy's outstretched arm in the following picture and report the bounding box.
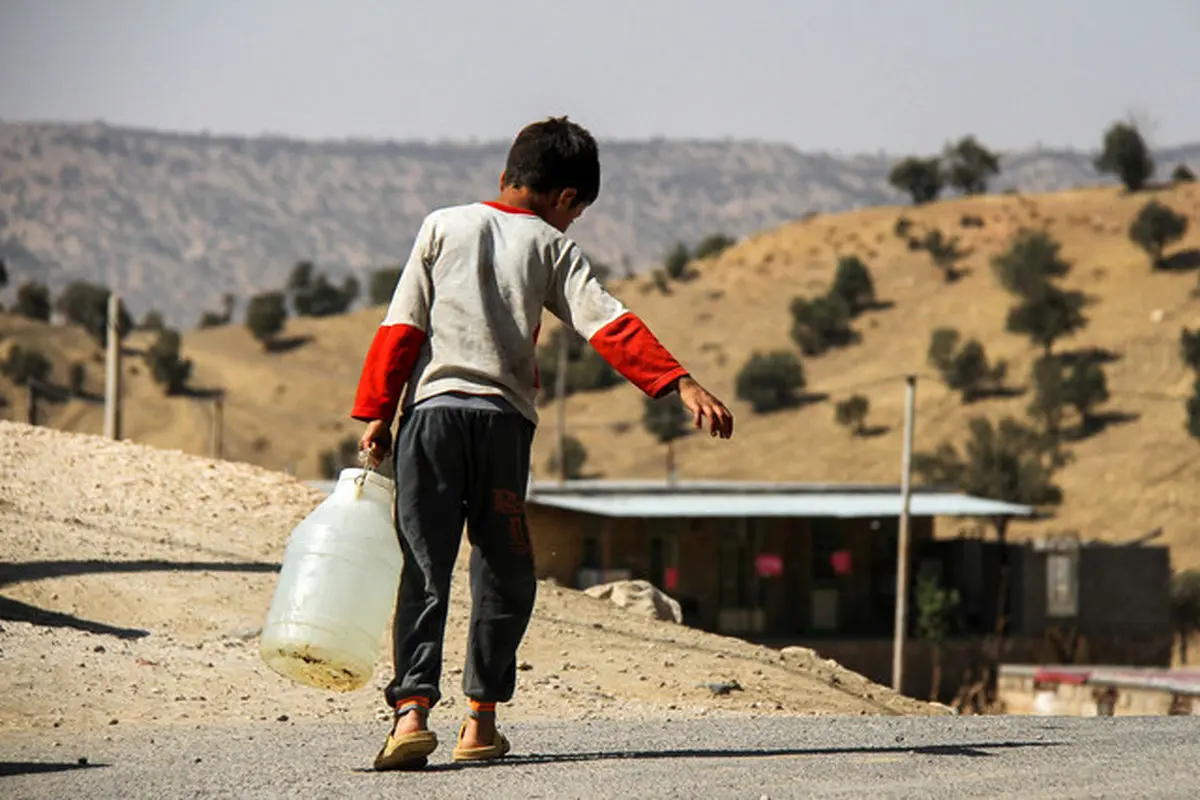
[545,245,733,439]
[351,218,437,464]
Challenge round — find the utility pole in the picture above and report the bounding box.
[555,331,568,484]
[103,292,122,440]
[891,375,917,694]
[210,391,225,460]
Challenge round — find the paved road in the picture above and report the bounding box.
[3,716,1198,799]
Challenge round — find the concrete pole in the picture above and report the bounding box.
[103,292,122,440]
[891,375,917,694]
[555,331,568,484]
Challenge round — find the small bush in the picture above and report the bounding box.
[245,292,288,348]
[831,256,876,315]
[1172,164,1196,184]
[692,233,736,261]
[834,394,870,436]
[643,393,690,443]
[1129,200,1188,268]
[144,328,193,395]
[1187,379,1200,441]
[318,436,361,480]
[790,294,854,356]
[927,328,1006,402]
[2,345,52,384]
[1062,359,1109,431]
[289,261,359,317]
[663,243,690,281]
[1181,328,1200,373]
[140,310,166,332]
[960,214,986,228]
[369,267,403,306]
[68,362,86,396]
[14,282,52,321]
[546,435,589,479]
[736,351,806,413]
[893,216,913,238]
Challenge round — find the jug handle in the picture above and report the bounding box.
[353,450,377,500]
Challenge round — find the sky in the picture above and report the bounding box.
[2,0,1199,154]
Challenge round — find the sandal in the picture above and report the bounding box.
[451,700,511,762]
[372,698,438,771]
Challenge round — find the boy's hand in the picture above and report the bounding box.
[359,419,393,468]
[675,376,734,439]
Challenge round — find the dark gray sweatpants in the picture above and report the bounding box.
[384,405,536,710]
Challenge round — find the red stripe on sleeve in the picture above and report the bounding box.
[350,323,427,422]
[588,312,689,398]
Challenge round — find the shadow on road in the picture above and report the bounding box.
[0,558,279,639]
[392,740,1060,773]
[0,761,109,777]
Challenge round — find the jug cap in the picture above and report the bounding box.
[338,467,394,494]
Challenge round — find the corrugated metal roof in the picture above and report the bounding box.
[526,490,1033,519]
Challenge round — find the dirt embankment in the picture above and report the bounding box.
[0,422,942,732]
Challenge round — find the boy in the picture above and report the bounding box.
[351,116,734,771]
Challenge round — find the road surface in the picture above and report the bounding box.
[3,716,1198,798]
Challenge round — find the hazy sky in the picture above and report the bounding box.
[2,0,1199,153]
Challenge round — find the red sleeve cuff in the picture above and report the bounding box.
[588,313,687,398]
[351,324,426,422]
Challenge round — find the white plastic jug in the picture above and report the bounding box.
[260,467,401,692]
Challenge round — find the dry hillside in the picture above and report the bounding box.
[5,183,1200,570]
[0,422,936,731]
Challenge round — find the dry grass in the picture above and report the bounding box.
[6,183,1200,568]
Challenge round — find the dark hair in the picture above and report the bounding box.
[503,116,600,206]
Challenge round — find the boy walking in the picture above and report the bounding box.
[351,116,734,771]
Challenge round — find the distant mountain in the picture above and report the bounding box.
[2,121,1198,326]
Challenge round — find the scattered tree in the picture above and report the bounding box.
[692,233,736,261]
[536,328,620,403]
[68,362,86,396]
[1186,378,1200,441]
[1062,359,1109,432]
[1129,200,1189,269]
[14,282,51,321]
[140,310,166,332]
[643,393,690,444]
[991,230,1086,354]
[914,571,961,700]
[1095,122,1155,192]
[289,261,359,317]
[1,345,52,384]
[736,351,806,413]
[143,328,193,395]
[198,294,236,328]
[889,157,945,205]
[1172,164,1197,184]
[913,416,1068,507]
[893,216,913,238]
[1027,356,1068,436]
[0,259,7,290]
[318,436,361,480]
[245,291,288,349]
[927,328,1006,402]
[369,267,403,306]
[945,136,1000,195]
[55,281,133,345]
[923,229,966,281]
[546,435,589,480]
[663,243,691,281]
[834,394,870,436]
[1181,328,1200,373]
[831,256,876,315]
[790,294,855,356]
[1170,570,1200,664]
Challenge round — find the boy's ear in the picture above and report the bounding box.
[554,187,579,210]
[499,171,508,191]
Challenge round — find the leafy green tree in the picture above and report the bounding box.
[1187,378,1200,441]
[1181,328,1200,373]
[318,436,361,480]
[1172,164,1196,184]
[643,392,690,443]
[790,294,855,356]
[1027,356,1068,436]
[1062,360,1109,432]
[736,351,806,413]
[289,261,359,317]
[692,233,736,261]
[536,327,619,402]
[245,291,288,349]
[1,345,52,384]
[834,394,870,436]
[546,435,589,480]
[889,157,945,204]
[927,328,1006,402]
[945,136,1000,195]
[55,282,132,345]
[14,282,51,321]
[663,242,691,281]
[1129,200,1189,268]
[913,416,1068,506]
[1171,570,1200,664]
[915,572,961,700]
[923,229,966,281]
[831,256,876,315]
[68,362,86,396]
[0,259,7,290]
[1095,122,1155,191]
[140,310,165,332]
[992,230,1085,354]
[198,294,235,329]
[144,328,193,395]
[369,267,403,306]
